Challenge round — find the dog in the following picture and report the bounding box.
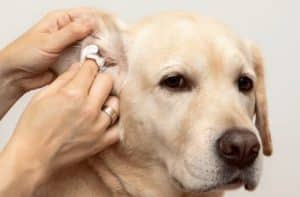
[35,9,273,197]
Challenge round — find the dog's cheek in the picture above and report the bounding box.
[239,91,256,118]
[118,88,159,154]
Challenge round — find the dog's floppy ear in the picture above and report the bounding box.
[247,42,273,156]
[52,11,128,94]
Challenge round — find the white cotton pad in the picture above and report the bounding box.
[80,44,106,72]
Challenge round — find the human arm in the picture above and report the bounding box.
[0,61,119,196]
[0,7,98,119]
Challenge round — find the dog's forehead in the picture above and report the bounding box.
[127,12,252,76]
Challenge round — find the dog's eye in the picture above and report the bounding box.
[237,76,253,92]
[160,74,188,91]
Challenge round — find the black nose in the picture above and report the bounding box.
[217,128,260,168]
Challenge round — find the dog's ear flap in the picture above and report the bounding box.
[88,12,128,95]
[91,12,128,72]
[247,41,273,156]
[52,11,128,94]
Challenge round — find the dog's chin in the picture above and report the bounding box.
[171,174,257,193]
[219,177,257,191]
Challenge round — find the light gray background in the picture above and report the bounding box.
[0,1,298,196]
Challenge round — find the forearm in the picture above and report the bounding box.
[0,148,44,197]
[0,50,24,119]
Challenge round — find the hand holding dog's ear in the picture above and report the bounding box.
[0,8,97,93]
[0,61,119,196]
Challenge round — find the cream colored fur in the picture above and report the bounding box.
[35,11,272,197]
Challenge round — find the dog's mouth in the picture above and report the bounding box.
[171,174,256,193]
[222,177,256,191]
[222,175,257,191]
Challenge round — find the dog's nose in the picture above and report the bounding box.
[217,128,260,168]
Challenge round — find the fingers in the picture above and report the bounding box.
[96,96,120,130]
[92,126,120,154]
[99,126,120,147]
[36,7,98,53]
[87,73,113,108]
[49,17,96,52]
[65,60,98,95]
[55,12,72,30]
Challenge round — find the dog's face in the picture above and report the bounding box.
[119,13,272,192]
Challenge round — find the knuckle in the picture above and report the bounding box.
[81,105,98,120]
[62,88,83,101]
[105,96,118,105]
[107,96,119,104]
[70,23,88,35]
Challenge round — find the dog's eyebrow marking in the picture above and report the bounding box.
[160,59,185,70]
[158,59,195,77]
[238,61,256,81]
[241,71,256,82]
[155,60,187,83]
[159,57,202,71]
[228,53,256,80]
[157,60,184,76]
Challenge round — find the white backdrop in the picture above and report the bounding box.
[0,1,299,196]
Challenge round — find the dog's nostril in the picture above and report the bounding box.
[219,141,239,156]
[217,128,260,168]
[251,144,260,154]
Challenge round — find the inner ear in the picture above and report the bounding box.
[80,33,128,95]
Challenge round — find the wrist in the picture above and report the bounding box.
[0,50,26,119]
[0,47,17,77]
[0,48,26,91]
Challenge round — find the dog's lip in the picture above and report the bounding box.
[171,175,255,192]
[223,176,256,191]
[221,177,244,190]
[171,176,185,191]
[228,177,243,185]
[244,182,256,191]
[171,176,241,193]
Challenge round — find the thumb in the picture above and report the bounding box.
[48,17,96,52]
[20,71,55,91]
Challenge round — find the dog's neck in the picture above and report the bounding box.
[90,141,224,197]
[90,142,180,197]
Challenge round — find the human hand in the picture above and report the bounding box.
[2,60,119,185]
[0,8,98,92]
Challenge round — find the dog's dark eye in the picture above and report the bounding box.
[160,74,188,91]
[237,76,253,92]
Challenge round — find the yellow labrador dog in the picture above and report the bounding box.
[36,10,273,197]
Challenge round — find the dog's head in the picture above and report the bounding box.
[119,12,272,192]
[54,11,272,193]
